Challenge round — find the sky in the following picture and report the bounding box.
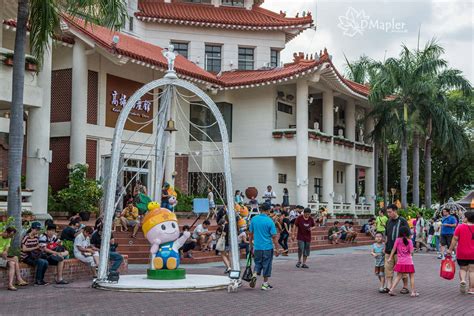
[262,0,473,83]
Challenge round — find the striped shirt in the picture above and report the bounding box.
[21,234,39,260]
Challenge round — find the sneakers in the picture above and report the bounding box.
[296,262,301,268]
[437,253,443,259]
[301,264,309,269]
[249,273,257,289]
[34,280,49,286]
[261,283,273,291]
[460,281,467,294]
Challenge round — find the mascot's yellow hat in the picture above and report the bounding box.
[142,208,178,236]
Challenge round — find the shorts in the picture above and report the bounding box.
[298,240,311,257]
[457,259,474,267]
[440,234,453,247]
[384,255,410,279]
[415,232,425,243]
[209,201,216,208]
[340,232,347,240]
[125,219,139,227]
[254,249,274,278]
[374,266,385,275]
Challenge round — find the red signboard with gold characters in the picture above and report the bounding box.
[106,74,155,133]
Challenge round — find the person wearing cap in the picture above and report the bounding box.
[21,222,50,285]
[248,203,281,291]
[120,199,140,238]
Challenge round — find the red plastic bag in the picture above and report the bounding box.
[440,256,456,280]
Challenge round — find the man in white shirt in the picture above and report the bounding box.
[262,185,276,204]
[74,227,100,277]
[192,220,212,251]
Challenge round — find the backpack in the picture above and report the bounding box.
[135,192,152,215]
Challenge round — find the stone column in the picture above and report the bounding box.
[345,99,356,141]
[70,40,88,164]
[365,167,375,212]
[296,79,309,206]
[26,39,52,220]
[322,90,334,135]
[322,159,334,214]
[345,163,356,215]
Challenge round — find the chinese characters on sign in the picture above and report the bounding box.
[110,90,152,117]
[106,74,155,133]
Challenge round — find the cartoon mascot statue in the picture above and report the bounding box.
[142,202,190,270]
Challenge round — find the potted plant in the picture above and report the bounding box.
[21,210,35,221]
[56,164,103,222]
[25,56,38,72]
[272,131,283,139]
[0,210,8,222]
[2,52,14,66]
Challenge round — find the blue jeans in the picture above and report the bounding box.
[254,249,273,278]
[24,257,49,282]
[109,251,123,272]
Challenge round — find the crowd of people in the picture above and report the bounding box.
[1,182,472,297]
[0,214,124,290]
[367,204,474,297]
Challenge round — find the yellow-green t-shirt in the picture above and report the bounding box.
[0,236,11,253]
[376,216,388,233]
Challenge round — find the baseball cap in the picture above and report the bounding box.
[31,222,42,230]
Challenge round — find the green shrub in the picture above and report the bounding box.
[56,164,103,216]
[62,240,75,259]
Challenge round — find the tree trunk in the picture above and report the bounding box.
[7,0,29,248]
[374,142,379,202]
[400,126,408,209]
[424,117,433,208]
[412,131,420,207]
[383,141,389,208]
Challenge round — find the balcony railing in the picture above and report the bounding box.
[272,129,373,152]
[308,201,373,216]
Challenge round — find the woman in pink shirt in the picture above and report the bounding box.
[388,226,418,297]
[448,211,474,294]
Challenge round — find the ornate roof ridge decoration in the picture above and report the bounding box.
[6,16,367,97]
[134,1,313,42]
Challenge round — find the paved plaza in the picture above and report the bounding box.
[0,246,471,316]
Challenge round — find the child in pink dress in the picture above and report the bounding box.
[388,226,419,297]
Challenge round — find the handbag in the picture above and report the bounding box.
[440,255,456,280]
[242,252,253,282]
[0,257,7,268]
[215,233,226,252]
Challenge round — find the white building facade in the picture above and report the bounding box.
[0,0,375,218]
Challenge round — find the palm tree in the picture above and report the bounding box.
[421,69,471,207]
[7,0,126,246]
[369,46,422,208]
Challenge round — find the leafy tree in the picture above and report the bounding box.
[7,0,126,247]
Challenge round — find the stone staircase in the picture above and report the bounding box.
[113,221,373,265]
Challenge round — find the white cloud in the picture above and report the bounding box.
[262,0,473,83]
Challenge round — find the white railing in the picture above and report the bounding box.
[0,190,33,213]
[308,201,373,216]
